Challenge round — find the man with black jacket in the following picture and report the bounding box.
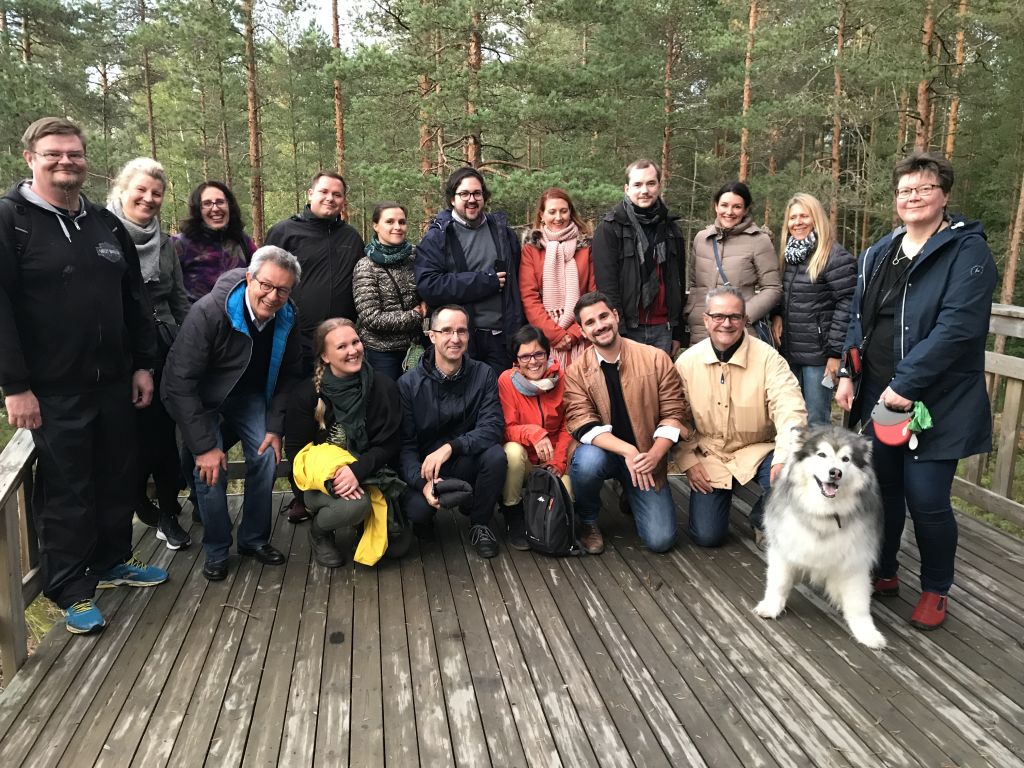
[397,305,507,558]
[592,159,686,356]
[161,248,303,581]
[415,167,523,375]
[0,117,166,635]
[265,171,365,523]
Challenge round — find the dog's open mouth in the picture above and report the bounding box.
[815,478,840,498]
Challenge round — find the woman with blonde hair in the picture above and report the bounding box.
[771,193,855,425]
[284,318,410,566]
[519,187,596,368]
[107,157,192,549]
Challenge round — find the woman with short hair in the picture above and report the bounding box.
[174,181,256,302]
[686,181,781,346]
[519,188,595,368]
[107,157,191,549]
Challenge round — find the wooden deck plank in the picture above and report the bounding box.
[313,546,356,768]
[417,516,491,766]
[349,565,385,766]
[378,558,418,768]
[399,549,454,767]
[449,518,562,767]
[280,523,329,768]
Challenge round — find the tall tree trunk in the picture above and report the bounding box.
[138,0,158,159]
[897,87,910,151]
[738,0,758,182]
[661,28,676,189]
[216,56,232,186]
[945,0,968,158]
[861,87,879,253]
[199,83,210,180]
[331,0,345,174]
[465,9,482,167]
[994,166,1024,357]
[914,0,935,151]
[764,127,777,229]
[242,0,264,242]
[98,62,111,181]
[830,0,846,230]
[21,12,29,62]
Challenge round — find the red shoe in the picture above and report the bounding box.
[285,497,311,523]
[910,591,948,630]
[872,575,900,597]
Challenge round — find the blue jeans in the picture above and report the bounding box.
[570,444,677,552]
[622,323,673,355]
[790,363,833,426]
[193,392,277,561]
[861,379,958,594]
[687,452,773,547]
[364,347,406,381]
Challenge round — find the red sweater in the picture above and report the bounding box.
[497,363,573,475]
[518,240,596,348]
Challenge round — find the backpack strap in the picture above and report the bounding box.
[0,198,30,259]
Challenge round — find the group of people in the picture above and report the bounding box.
[0,116,996,639]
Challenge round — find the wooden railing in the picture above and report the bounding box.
[1,305,1022,678]
[953,303,1024,527]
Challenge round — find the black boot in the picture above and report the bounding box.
[503,503,528,551]
[309,517,346,568]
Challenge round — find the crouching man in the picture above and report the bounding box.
[672,286,806,548]
[397,305,507,558]
[162,247,303,580]
[563,291,691,554]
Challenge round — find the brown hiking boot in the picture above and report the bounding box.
[580,522,605,555]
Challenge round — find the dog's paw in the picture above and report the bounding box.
[852,626,887,649]
[754,598,785,619]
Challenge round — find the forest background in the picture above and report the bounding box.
[1,0,1023,306]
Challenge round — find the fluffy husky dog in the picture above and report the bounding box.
[754,425,886,649]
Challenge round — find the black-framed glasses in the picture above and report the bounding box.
[705,312,744,324]
[429,327,469,338]
[516,351,547,364]
[33,150,86,162]
[895,184,940,200]
[454,190,484,201]
[200,199,228,209]
[255,279,292,297]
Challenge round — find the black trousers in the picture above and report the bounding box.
[31,379,136,608]
[401,444,507,526]
[468,329,511,378]
[136,370,183,509]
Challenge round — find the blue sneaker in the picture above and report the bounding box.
[63,600,106,634]
[95,556,168,588]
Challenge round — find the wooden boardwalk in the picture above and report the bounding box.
[0,485,1023,767]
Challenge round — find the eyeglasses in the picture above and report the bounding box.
[516,351,547,364]
[895,184,940,200]
[705,312,745,324]
[429,327,469,338]
[200,199,228,210]
[454,190,484,201]
[33,150,86,162]
[255,279,292,297]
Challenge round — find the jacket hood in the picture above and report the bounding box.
[209,267,249,311]
[429,208,511,233]
[523,228,591,249]
[296,205,342,226]
[7,180,90,242]
[604,198,681,226]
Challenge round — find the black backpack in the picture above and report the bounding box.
[523,467,581,556]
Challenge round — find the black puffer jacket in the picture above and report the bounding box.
[777,242,856,365]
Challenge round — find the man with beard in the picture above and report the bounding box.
[397,305,507,558]
[265,171,365,523]
[0,117,166,634]
[592,159,686,356]
[415,168,523,375]
[563,291,690,555]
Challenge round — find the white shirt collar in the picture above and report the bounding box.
[243,287,274,331]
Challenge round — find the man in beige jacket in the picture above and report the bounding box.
[673,286,806,548]
[564,291,691,554]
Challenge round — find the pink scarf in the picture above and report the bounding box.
[540,222,584,367]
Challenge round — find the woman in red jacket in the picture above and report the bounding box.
[519,188,596,368]
[498,325,574,549]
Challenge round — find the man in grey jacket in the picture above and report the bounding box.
[162,247,303,580]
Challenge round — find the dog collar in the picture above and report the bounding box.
[834,513,842,529]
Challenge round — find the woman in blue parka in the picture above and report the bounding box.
[836,151,997,631]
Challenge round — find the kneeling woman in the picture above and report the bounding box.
[498,325,573,549]
[286,318,411,566]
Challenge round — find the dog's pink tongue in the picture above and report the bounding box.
[821,482,839,498]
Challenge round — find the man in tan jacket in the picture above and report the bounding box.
[673,286,806,548]
[564,291,691,554]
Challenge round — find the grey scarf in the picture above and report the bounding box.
[110,199,162,283]
[622,196,669,309]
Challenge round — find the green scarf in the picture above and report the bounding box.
[320,363,374,456]
[365,236,413,266]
